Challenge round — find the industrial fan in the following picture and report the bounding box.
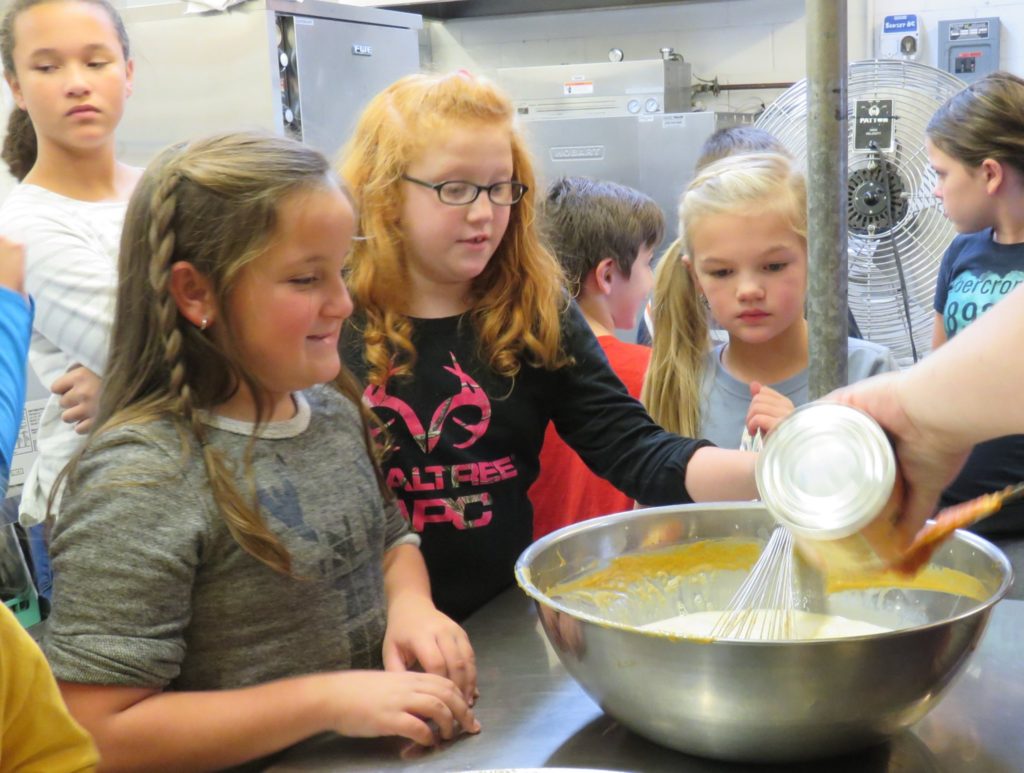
[756,60,965,366]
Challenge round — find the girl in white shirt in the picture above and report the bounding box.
[0,0,139,528]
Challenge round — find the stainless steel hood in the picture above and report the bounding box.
[382,0,716,20]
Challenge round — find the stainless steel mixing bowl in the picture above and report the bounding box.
[514,502,1013,763]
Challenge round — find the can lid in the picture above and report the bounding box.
[755,402,896,539]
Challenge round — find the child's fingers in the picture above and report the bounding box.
[407,676,479,739]
[402,631,476,704]
[389,713,438,747]
[407,692,457,741]
[433,632,477,703]
[52,371,76,396]
[746,414,773,436]
[61,402,89,425]
[381,640,409,673]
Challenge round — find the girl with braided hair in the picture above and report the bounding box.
[0,0,136,541]
[44,132,479,771]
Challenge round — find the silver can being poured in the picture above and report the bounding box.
[755,402,904,574]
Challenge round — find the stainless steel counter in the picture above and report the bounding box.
[264,590,1024,772]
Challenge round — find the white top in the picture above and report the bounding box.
[0,184,127,525]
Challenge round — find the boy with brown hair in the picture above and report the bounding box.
[529,176,664,538]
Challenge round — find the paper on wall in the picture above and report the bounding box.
[7,398,45,494]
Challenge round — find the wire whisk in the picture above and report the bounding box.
[711,526,796,641]
[739,426,764,453]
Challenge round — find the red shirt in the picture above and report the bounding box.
[529,336,651,539]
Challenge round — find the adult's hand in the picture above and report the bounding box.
[829,371,969,551]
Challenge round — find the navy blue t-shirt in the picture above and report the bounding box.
[934,229,1024,533]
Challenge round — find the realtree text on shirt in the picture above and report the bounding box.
[933,228,1024,534]
[341,303,709,621]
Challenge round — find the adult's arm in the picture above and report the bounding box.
[904,280,1024,447]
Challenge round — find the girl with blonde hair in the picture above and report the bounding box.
[642,152,897,447]
[45,132,478,771]
[339,71,758,622]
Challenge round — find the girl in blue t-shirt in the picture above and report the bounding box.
[927,71,1024,541]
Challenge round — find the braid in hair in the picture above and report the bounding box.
[146,166,293,575]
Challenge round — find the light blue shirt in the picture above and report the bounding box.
[699,337,899,449]
[1,288,32,495]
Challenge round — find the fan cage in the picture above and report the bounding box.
[756,60,964,366]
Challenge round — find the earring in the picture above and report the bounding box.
[199,317,209,331]
[700,294,710,310]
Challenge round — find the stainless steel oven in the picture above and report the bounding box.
[118,0,423,165]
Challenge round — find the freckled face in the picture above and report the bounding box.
[225,186,356,416]
[399,124,515,309]
[690,210,807,346]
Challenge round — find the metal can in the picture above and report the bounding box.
[755,402,902,574]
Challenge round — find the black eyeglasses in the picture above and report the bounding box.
[402,175,528,206]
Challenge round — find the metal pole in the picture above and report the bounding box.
[805,0,848,399]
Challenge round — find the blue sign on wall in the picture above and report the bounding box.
[883,15,918,33]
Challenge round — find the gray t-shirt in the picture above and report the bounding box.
[45,386,416,691]
[699,338,899,449]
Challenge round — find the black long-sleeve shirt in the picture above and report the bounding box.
[341,303,709,620]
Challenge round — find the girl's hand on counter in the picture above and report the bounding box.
[383,596,478,705]
[324,670,480,745]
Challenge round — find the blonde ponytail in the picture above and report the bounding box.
[641,239,709,437]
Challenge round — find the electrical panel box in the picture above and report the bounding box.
[938,17,1000,83]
